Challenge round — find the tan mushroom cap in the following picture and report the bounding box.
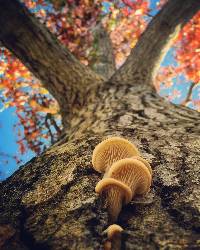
[95,177,132,204]
[96,178,132,221]
[104,224,123,240]
[131,156,152,175]
[95,158,152,221]
[107,158,152,195]
[92,137,140,173]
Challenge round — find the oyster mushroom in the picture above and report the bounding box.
[92,137,139,173]
[95,178,132,221]
[96,158,152,221]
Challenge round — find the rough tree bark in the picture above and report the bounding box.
[0,0,200,250]
[91,23,116,79]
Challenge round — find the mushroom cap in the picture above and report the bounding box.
[95,177,132,204]
[107,158,152,195]
[92,137,140,173]
[131,156,152,175]
[104,224,123,240]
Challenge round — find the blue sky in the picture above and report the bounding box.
[0,107,35,180]
[0,0,199,180]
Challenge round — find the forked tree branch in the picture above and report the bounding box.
[0,0,104,121]
[90,23,116,79]
[110,0,200,86]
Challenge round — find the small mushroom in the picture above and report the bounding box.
[104,224,123,250]
[92,137,139,173]
[104,224,123,240]
[95,158,152,221]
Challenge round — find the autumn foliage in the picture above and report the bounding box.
[176,12,200,84]
[0,0,199,162]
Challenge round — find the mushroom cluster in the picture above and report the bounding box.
[92,137,152,222]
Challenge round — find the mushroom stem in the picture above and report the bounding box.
[106,183,137,222]
[95,178,132,222]
[110,234,122,250]
[104,237,121,250]
[106,186,124,222]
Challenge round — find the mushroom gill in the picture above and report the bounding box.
[95,178,132,222]
[92,137,139,173]
[131,155,152,175]
[95,158,152,221]
[107,158,152,195]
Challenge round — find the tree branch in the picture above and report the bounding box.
[110,0,200,86]
[182,82,196,106]
[90,23,116,79]
[45,114,55,145]
[0,0,104,124]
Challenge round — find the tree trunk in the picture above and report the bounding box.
[91,23,116,79]
[1,82,200,250]
[0,0,200,249]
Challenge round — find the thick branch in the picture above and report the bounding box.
[0,0,104,120]
[90,23,116,79]
[111,0,200,85]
